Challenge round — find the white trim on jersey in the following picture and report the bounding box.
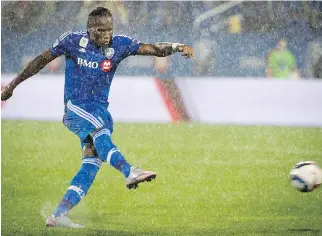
[93,129,111,141]
[59,31,73,41]
[58,31,87,42]
[67,100,103,129]
[74,31,87,35]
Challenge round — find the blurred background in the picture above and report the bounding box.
[2,3,322,235]
[2,1,322,126]
[1,0,322,79]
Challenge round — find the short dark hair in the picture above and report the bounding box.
[88,7,112,19]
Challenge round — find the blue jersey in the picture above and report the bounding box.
[50,31,141,106]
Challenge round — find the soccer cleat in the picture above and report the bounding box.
[45,214,84,228]
[125,167,156,189]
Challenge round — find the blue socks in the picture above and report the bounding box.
[53,199,72,217]
[92,129,131,178]
[53,157,101,217]
[108,147,131,178]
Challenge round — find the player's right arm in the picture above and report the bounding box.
[1,49,58,101]
[2,31,73,101]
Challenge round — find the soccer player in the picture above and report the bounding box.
[1,7,194,228]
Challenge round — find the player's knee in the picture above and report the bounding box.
[82,143,97,157]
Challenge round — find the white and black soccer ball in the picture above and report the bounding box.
[290,161,322,192]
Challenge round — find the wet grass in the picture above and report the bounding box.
[2,121,322,235]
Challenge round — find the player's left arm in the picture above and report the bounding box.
[137,43,194,58]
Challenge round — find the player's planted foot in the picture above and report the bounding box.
[125,166,156,189]
[46,214,84,228]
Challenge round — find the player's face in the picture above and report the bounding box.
[87,16,113,46]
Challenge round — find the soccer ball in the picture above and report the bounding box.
[290,161,322,192]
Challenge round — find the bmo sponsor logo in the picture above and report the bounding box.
[101,59,112,72]
[77,57,99,69]
[77,57,112,72]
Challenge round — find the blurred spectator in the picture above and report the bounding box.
[193,30,217,76]
[266,39,299,79]
[1,1,322,78]
[148,2,177,39]
[1,1,56,33]
[308,1,322,33]
[154,57,170,74]
[124,2,148,33]
[242,1,270,32]
[227,15,242,34]
[154,56,172,80]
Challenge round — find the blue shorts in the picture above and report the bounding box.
[63,100,114,148]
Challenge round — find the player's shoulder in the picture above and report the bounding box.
[112,34,138,45]
[58,30,88,43]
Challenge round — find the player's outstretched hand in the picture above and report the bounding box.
[1,85,13,101]
[181,45,194,59]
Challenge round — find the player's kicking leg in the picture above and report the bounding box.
[90,128,157,189]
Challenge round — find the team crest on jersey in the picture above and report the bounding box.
[79,37,89,48]
[100,59,112,72]
[104,48,115,59]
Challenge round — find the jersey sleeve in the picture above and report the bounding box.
[119,35,142,57]
[50,31,74,57]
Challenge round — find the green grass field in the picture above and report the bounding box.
[2,120,322,236]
